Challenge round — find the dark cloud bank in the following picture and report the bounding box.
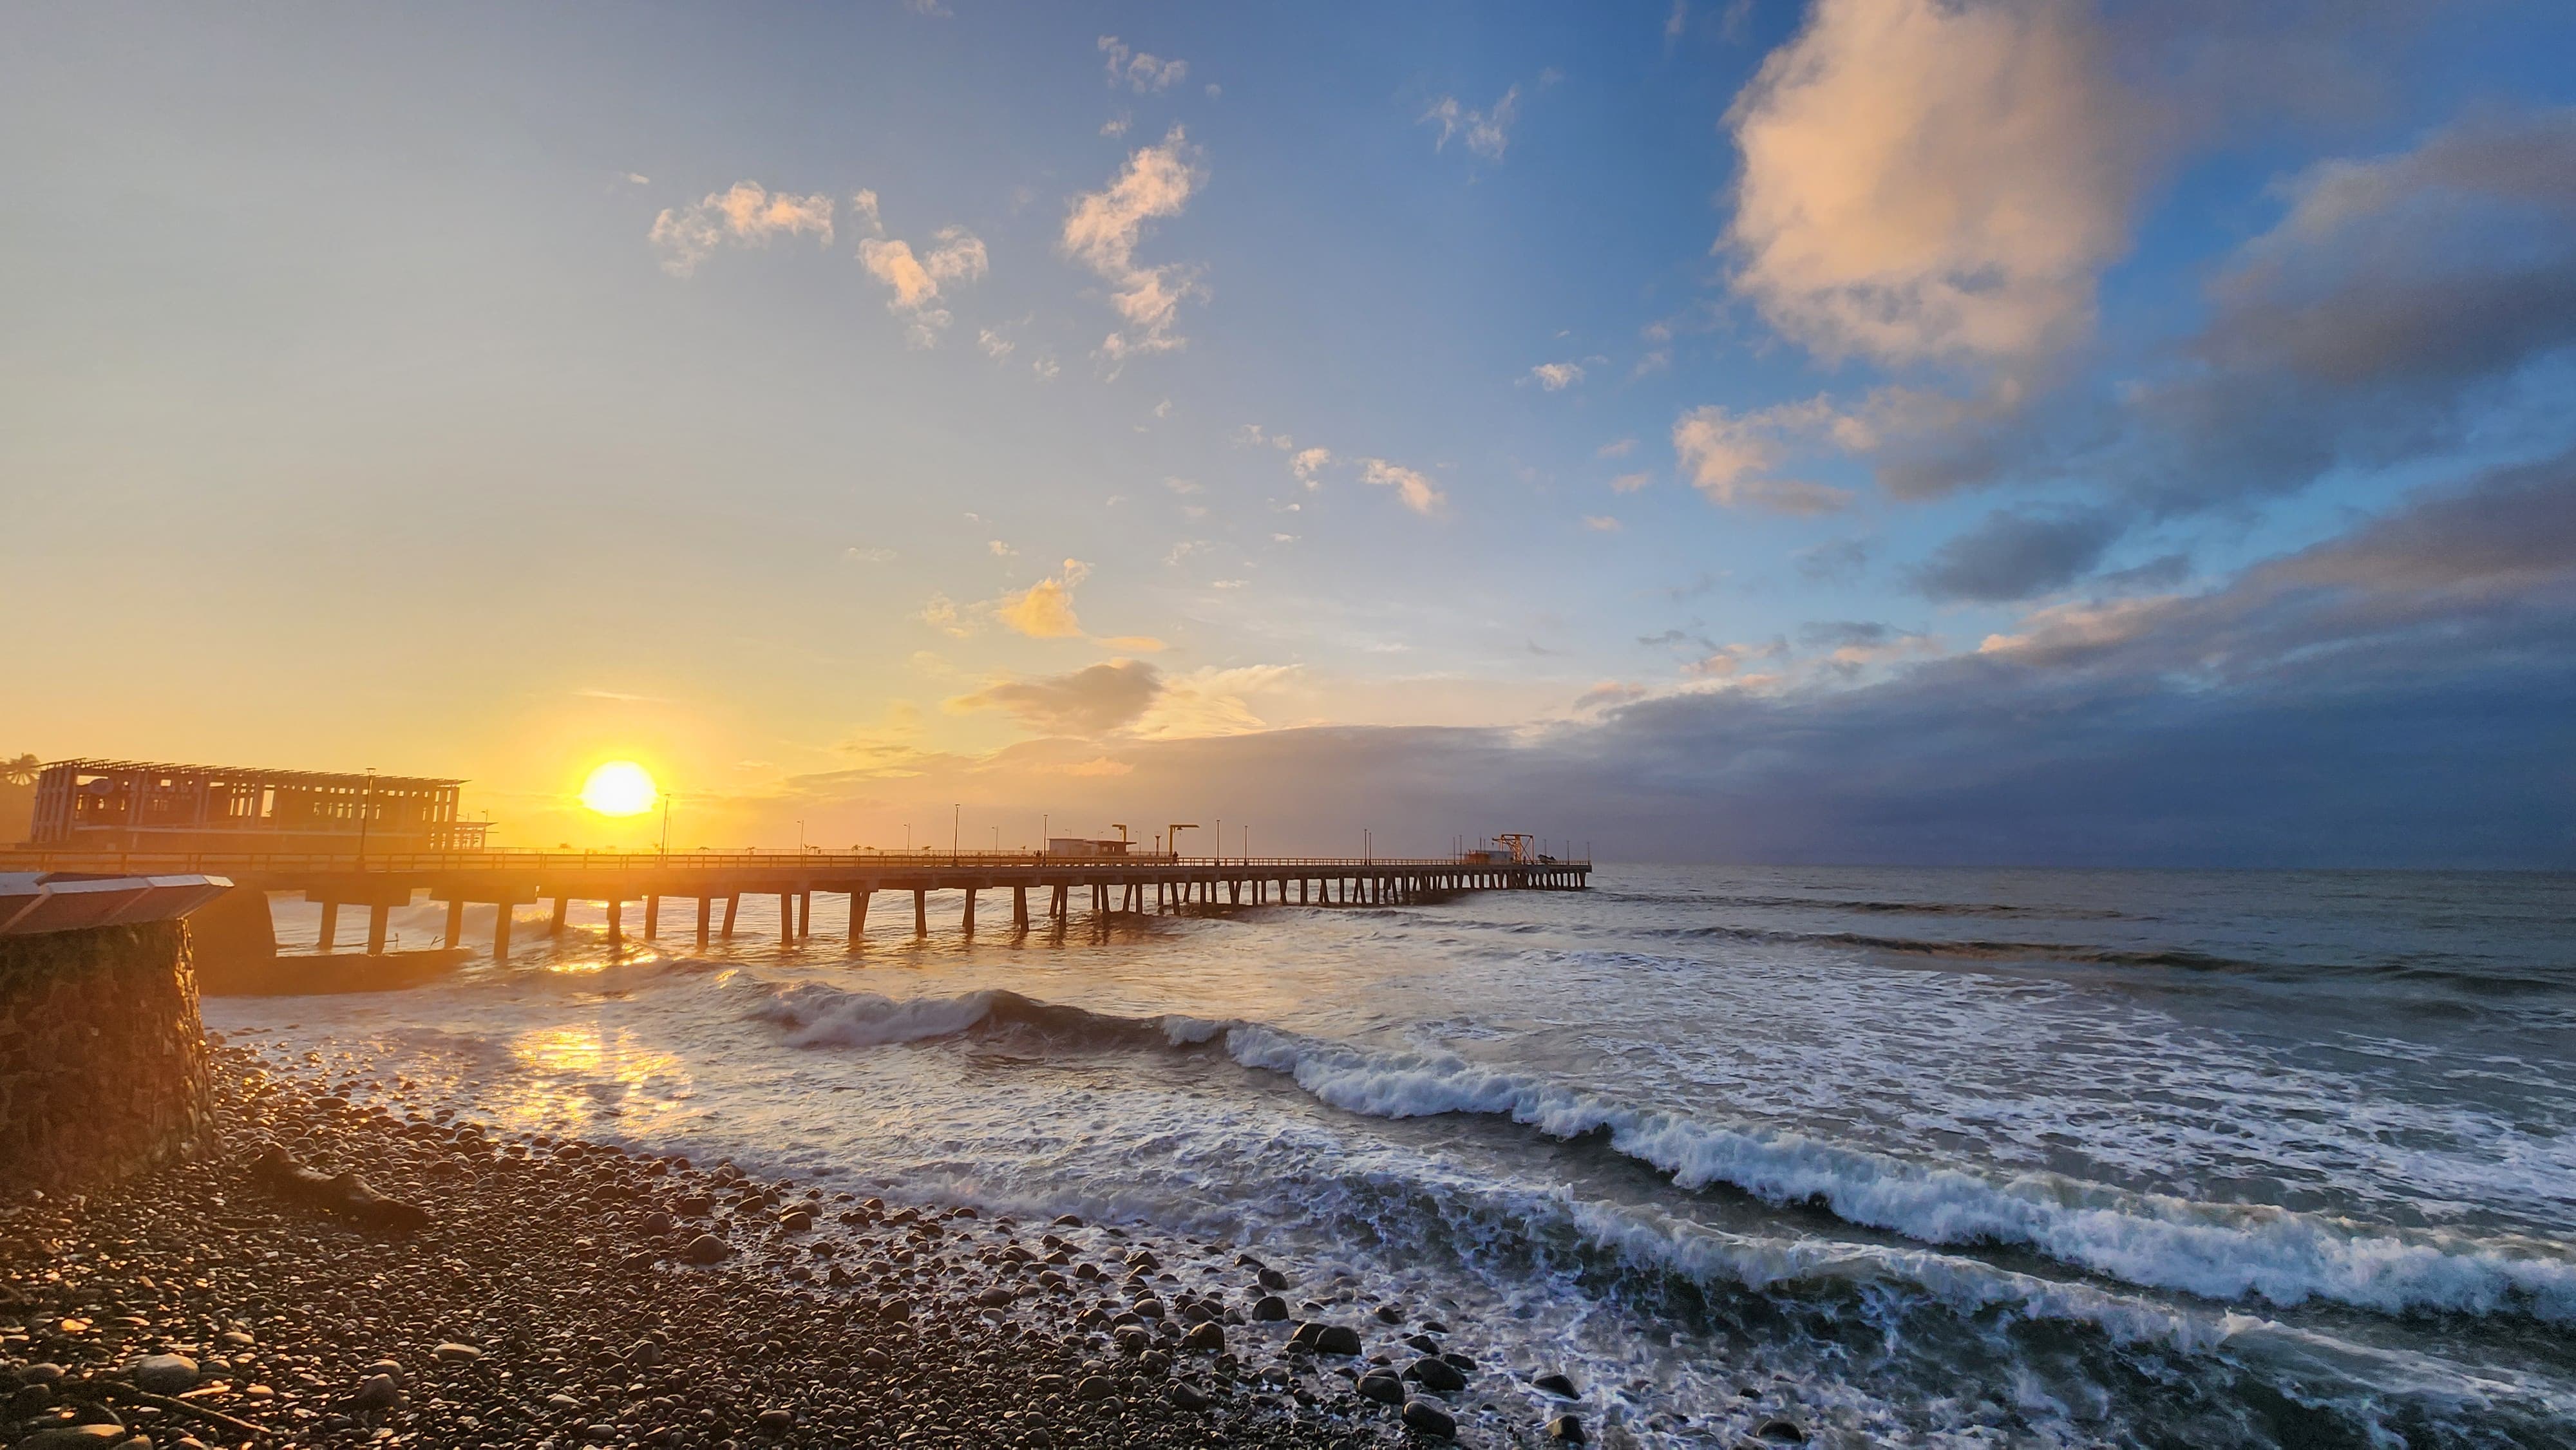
[876,451,2573,867]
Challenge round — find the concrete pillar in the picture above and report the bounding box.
[721,894,739,939]
[551,896,569,934]
[318,901,340,952]
[779,893,794,944]
[962,889,977,936]
[607,898,623,943]
[797,890,812,939]
[444,898,465,948]
[366,902,389,955]
[697,895,713,947]
[493,903,514,961]
[849,889,871,944]
[644,895,660,939]
[1014,887,1029,929]
[914,889,928,936]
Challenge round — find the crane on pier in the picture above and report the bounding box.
[1167,823,1200,859]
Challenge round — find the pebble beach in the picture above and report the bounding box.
[3,1044,1612,1450]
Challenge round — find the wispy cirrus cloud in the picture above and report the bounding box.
[1099,36,1188,94]
[648,182,836,276]
[1423,86,1524,164]
[1062,127,1206,362]
[850,189,987,346]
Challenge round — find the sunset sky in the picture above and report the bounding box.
[6,1,2573,864]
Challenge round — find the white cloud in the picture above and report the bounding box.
[1099,36,1189,94]
[1423,85,1523,163]
[844,546,897,563]
[649,182,835,277]
[1598,437,1637,458]
[1289,447,1333,487]
[1723,0,2149,370]
[1609,471,1653,493]
[1131,664,1298,740]
[976,327,1015,360]
[1356,457,1445,515]
[1101,116,1132,138]
[1583,515,1622,532]
[851,193,987,346]
[1527,361,1585,391]
[987,540,1016,558]
[1671,398,1861,513]
[1061,127,1207,361]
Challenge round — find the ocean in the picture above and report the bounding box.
[206,866,2576,1447]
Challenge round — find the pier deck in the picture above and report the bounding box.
[2,848,1591,958]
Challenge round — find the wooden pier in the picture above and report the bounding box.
[0,849,1592,960]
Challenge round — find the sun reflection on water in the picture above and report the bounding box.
[497,1024,694,1136]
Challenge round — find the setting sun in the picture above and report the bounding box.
[577,760,658,816]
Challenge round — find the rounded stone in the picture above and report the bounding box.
[1546,1412,1586,1443]
[129,1353,199,1394]
[1401,1398,1459,1438]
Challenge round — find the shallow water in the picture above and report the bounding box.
[209,866,2576,1447]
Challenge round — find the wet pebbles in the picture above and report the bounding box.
[1,1046,1608,1449]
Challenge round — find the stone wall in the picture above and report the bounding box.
[0,921,214,1194]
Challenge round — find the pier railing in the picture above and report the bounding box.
[4,847,1590,875]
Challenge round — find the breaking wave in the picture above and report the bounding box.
[743,981,2576,1326]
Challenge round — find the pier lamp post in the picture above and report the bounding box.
[357,767,375,862]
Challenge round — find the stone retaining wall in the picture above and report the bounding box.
[0,921,213,1194]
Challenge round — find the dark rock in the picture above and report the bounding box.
[1167,1380,1211,1411]
[1053,1214,1084,1227]
[878,1298,914,1323]
[1535,1372,1580,1399]
[756,1409,795,1435]
[1374,1304,1405,1324]
[346,1373,401,1411]
[15,1427,129,1450]
[1405,1332,1441,1353]
[683,1233,730,1264]
[1358,1370,1406,1406]
[1181,1323,1224,1352]
[431,1342,483,1362]
[1401,1399,1458,1437]
[1255,1266,1289,1291]
[1075,1375,1116,1401]
[128,1353,198,1394]
[21,1364,67,1387]
[1310,1324,1363,1355]
[1756,1419,1808,1443]
[1130,1297,1164,1320]
[1251,1295,1289,1322]
[1546,1412,1586,1442]
[1406,1357,1466,1392]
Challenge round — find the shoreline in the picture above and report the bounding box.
[2,1046,1588,1450]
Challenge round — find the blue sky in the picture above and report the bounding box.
[5,1,2573,863]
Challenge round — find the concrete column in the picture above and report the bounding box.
[551,896,570,934]
[366,903,389,955]
[697,895,713,947]
[913,889,928,936]
[644,895,660,939]
[797,890,812,939]
[849,889,871,944]
[318,901,340,952]
[1014,886,1029,930]
[493,904,515,961]
[444,898,465,948]
[721,894,739,939]
[607,898,623,943]
[779,893,794,944]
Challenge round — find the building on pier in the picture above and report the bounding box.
[23,759,490,854]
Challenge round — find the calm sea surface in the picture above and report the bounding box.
[208,867,2576,1447]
